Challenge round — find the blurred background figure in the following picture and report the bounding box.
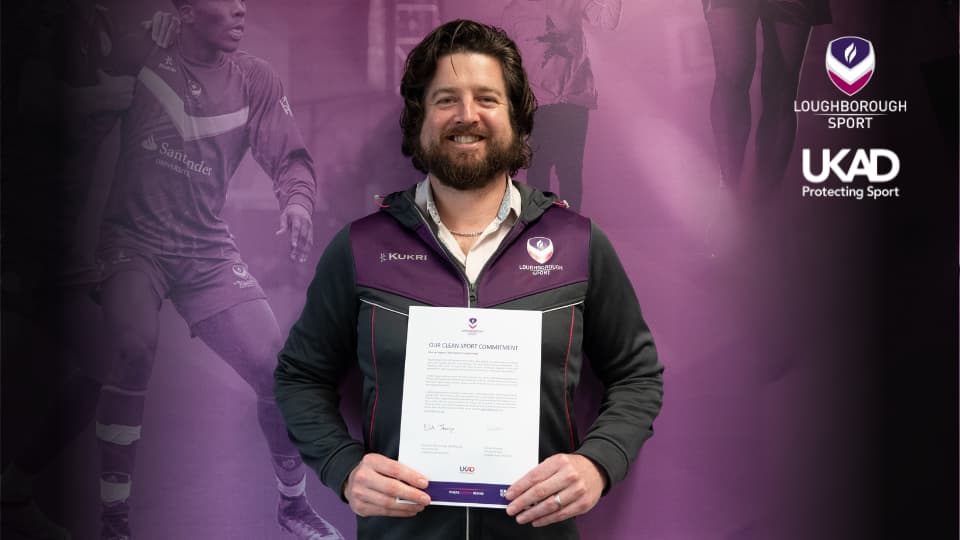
[703,0,830,203]
[1,3,177,539]
[87,1,341,539]
[501,0,621,212]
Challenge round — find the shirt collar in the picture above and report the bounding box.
[416,176,520,230]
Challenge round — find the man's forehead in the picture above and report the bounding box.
[427,52,507,94]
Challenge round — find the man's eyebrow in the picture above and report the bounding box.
[474,86,506,97]
[428,87,458,100]
[427,86,506,100]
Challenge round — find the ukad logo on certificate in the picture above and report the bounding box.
[398,306,542,508]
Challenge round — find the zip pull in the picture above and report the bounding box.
[468,283,478,307]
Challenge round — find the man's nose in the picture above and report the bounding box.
[455,99,479,124]
[232,0,247,17]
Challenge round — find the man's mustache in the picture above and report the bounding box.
[443,125,489,138]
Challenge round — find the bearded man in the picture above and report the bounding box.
[275,19,663,540]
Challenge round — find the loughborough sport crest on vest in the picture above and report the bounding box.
[527,237,554,264]
[825,36,875,97]
[520,236,563,277]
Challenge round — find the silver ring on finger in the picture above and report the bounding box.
[554,493,562,510]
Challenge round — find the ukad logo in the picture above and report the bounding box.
[526,237,554,264]
[826,36,875,96]
[467,317,478,330]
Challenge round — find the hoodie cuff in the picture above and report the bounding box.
[575,437,628,495]
[320,442,365,503]
[285,194,314,216]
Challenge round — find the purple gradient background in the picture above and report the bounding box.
[3,1,956,539]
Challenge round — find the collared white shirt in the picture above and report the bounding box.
[415,177,522,284]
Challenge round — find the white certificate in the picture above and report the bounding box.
[398,306,542,508]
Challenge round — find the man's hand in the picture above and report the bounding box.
[344,454,431,518]
[504,454,605,527]
[276,203,314,263]
[143,11,180,48]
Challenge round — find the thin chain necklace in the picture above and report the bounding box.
[430,177,511,239]
[447,228,484,238]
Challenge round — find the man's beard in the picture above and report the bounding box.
[417,128,523,191]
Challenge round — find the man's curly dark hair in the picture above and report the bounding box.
[399,19,537,175]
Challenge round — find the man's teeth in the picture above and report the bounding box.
[452,136,481,143]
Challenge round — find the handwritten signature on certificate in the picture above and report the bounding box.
[423,423,457,433]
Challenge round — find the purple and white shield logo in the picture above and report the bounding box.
[467,317,478,330]
[526,237,554,265]
[826,36,875,96]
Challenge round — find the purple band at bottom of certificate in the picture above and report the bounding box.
[426,481,510,506]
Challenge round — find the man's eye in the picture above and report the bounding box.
[436,97,456,104]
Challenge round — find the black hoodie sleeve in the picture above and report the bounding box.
[275,226,364,500]
[574,223,664,490]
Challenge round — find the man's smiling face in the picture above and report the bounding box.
[417,52,522,190]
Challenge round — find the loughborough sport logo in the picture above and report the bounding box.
[520,237,563,276]
[826,36,875,96]
[526,237,553,264]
